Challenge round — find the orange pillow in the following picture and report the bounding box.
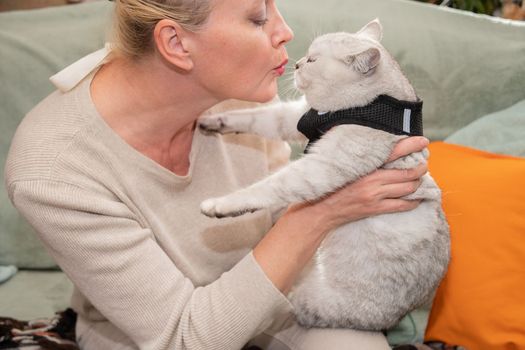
[424,142,525,349]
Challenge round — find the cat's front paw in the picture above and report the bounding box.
[200,197,260,218]
[198,115,235,134]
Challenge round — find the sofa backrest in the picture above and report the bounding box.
[1,0,524,268]
[0,2,112,268]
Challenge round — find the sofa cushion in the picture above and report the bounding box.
[446,99,525,158]
[424,142,525,349]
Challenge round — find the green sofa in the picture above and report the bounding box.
[1,0,524,346]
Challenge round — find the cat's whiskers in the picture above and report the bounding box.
[279,76,299,97]
[279,83,300,101]
[282,68,296,82]
[282,73,296,83]
[279,67,299,99]
[280,85,298,100]
[291,88,302,101]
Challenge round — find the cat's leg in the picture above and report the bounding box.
[201,125,399,218]
[198,97,309,143]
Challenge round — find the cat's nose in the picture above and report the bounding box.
[295,58,306,70]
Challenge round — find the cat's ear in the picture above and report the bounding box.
[356,18,383,42]
[348,48,381,74]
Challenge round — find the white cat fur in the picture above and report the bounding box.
[198,19,450,330]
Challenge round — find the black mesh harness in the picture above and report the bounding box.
[297,95,423,152]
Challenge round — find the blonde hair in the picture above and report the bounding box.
[111,0,212,59]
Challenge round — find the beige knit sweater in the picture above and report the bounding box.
[4,75,294,349]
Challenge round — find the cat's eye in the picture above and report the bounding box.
[307,57,317,63]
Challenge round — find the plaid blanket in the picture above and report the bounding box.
[0,309,78,350]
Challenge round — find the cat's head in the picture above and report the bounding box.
[294,19,413,112]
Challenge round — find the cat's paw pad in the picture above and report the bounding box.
[198,116,233,134]
[200,198,259,218]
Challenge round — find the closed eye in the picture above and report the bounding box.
[251,18,269,26]
[307,57,317,63]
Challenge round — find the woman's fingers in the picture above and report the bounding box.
[380,179,422,199]
[314,169,425,227]
[377,199,422,214]
[312,141,431,227]
[387,136,429,162]
[368,163,428,185]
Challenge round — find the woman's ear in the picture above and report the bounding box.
[153,19,194,71]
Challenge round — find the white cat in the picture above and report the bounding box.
[198,19,450,331]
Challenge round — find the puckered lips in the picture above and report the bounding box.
[273,58,288,76]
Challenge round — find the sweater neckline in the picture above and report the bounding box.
[77,72,202,186]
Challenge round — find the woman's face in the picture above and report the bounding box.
[190,0,294,103]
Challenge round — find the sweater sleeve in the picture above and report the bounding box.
[7,179,293,350]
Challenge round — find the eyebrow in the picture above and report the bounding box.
[250,0,267,9]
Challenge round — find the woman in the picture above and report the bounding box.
[5,0,429,349]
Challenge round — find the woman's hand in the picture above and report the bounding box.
[311,136,429,231]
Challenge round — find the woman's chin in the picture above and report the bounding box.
[244,86,279,103]
[256,92,279,103]
[225,76,279,103]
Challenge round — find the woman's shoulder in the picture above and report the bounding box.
[5,86,98,187]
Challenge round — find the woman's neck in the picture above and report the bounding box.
[90,55,217,174]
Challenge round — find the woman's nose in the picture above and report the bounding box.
[280,21,294,45]
[272,9,294,47]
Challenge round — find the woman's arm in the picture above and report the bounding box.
[253,136,429,294]
[7,180,291,350]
